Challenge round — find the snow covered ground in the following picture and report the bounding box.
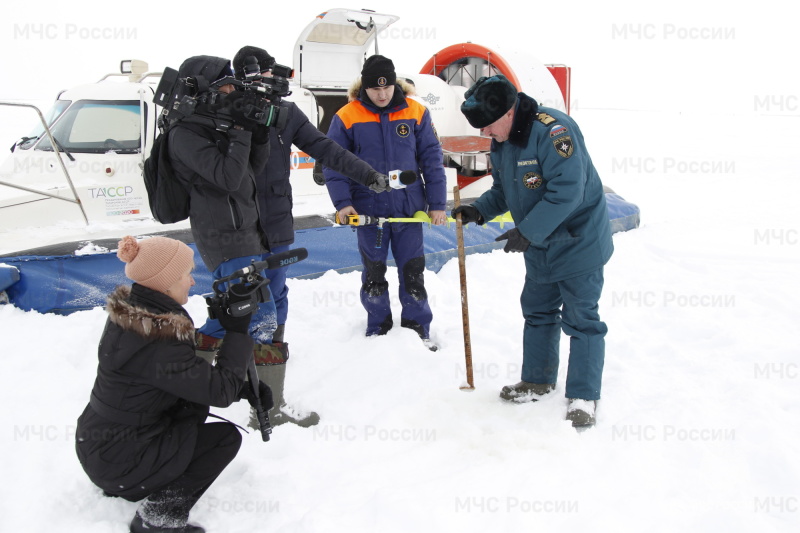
[2,107,799,532]
[2,1,799,532]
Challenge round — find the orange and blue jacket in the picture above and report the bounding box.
[323,86,447,218]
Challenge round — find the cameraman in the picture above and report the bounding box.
[228,46,392,429]
[164,56,280,362]
[75,236,268,533]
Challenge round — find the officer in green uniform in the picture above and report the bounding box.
[453,75,613,428]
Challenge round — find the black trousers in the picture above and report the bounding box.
[137,423,242,527]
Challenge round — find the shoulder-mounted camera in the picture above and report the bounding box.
[153,64,291,130]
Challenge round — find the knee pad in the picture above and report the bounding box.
[402,256,427,301]
[361,256,389,297]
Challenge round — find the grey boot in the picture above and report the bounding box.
[499,381,556,403]
[566,399,597,428]
[133,488,205,532]
[249,363,320,429]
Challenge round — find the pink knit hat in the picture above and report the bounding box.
[116,235,194,293]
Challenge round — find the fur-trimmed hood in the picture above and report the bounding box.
[347,78,416,102]
[106,285,195,343]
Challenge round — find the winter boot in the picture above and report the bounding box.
[248,361,320,429]
[421,337,439,352]
[366,316,393,337]
[400,318,438,351]
[130,513,205,533]
[566,399,597,428]
[194,332,221,365]
[499,381,556,403]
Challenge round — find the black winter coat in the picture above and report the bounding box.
[75,284,253,501]
[169,116,270,271]
[256,100,375,248]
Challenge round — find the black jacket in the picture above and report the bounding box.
[256,100,376,247]
[75,284,253,501]
[166,55,271,270]
[169,118,269,270]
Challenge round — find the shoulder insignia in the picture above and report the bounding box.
[536,113,557,125]
[553,136,574,158]
[549,124,568,138]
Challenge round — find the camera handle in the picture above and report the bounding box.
[246,359,272,442]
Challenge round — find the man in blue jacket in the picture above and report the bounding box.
[453,75,613,428]
[324,55,447,350]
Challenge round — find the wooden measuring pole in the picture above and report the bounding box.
[454,186,475,390]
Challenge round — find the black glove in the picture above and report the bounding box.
[223,91,264,132]
[251,124,270,144]
[452,205,484,225]
[366,170,392,193]
[213,285,255,334]
[495,228,531,253]
[243,380,274,412]
[216,308,253,334]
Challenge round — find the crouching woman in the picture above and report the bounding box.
[75,235,263,533]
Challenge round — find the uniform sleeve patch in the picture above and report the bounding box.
[523,172,543,189]
[536,113,556,125]
[553,136,574,158]
[549,125,568,138]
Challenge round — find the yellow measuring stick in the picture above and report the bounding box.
[385,211,514,228]
[340,211,514,228]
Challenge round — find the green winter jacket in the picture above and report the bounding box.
[474,94,613,282]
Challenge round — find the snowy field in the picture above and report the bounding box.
[2,1,799,532]
[2,107,798,532]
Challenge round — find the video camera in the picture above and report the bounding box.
[153,58,292,130]
[203,248,308,320]
[238,55,293,101]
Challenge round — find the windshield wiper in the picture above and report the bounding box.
[10,135,39,152]
[53,138,76,161]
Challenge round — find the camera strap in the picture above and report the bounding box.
[207,412,249,434]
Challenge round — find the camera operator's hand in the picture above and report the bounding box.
[251,124,270,144]
[242,380,274,412]
[367,170,392,193]
[222,91,263,132]
[452,205,485,225]
[214,285,256,334]
[216,306,254,334]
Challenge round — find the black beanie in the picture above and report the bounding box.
[177,56,233,84]
[460,75,518,128]
[361,55,396,89]
[233,45,276,79]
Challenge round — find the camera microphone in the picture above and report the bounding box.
[227,248,308,280]
[388,170,417,189]
[264,248,308,270]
